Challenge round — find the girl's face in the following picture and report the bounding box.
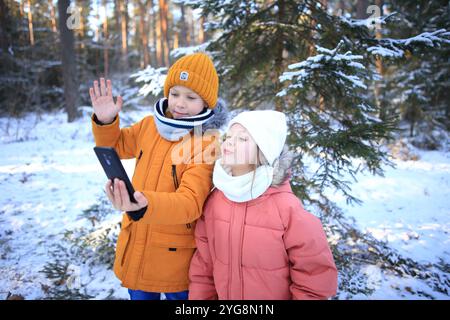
[168,85,206,119]
[221,123,258,169]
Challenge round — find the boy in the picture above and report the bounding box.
[89,53,228,300]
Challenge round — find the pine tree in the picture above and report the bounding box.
[0,0,67,117]
[383,0,450,136]
[278,40,397,204]
[183,0,449,205]
[58,0,81,122]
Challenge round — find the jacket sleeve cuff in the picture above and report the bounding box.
[126,206,148,221]
[91,113,121,146]
[92,113,117,126]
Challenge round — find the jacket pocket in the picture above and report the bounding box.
[141,232,196,283]
[150,232,197,249]
[114,216,133,278]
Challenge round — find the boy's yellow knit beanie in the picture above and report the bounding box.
[164,52,219,109]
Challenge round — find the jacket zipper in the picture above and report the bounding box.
[136,149,143,166]
[228,204,234,299]
[171,164,179,190]
[172,164,191,229]
[239,203,248,300]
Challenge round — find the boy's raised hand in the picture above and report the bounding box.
[89,77,123,124]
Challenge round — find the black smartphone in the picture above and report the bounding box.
[93,146,136,203]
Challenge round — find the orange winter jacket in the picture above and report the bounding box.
[91,101,227,293]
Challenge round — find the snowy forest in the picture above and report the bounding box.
[0,0,449,300]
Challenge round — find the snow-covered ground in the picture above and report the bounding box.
[324,148,450,299]
[0,109,449,299]
[0,109,145,300]
[328,150,450,265]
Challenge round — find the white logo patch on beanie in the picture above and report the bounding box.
[180,71,189,81]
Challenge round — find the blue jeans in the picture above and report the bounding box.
[128,289,189,300]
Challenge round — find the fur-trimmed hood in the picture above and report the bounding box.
[271,144,295,187]
[200,98,229,133]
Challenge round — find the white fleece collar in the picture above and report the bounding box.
[212,159,274,203]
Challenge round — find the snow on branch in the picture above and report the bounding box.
[366,46,404,58]
[129,66,167,97]
[278,40,367,97]
[170,42,211,58]
[339,10,449,59]
[368,29,450,58]
[172,0,204,5]
[340,12,396,29]
[401,29,450,46]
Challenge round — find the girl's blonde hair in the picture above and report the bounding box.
[249,144,294,197]
[249,147,266,199]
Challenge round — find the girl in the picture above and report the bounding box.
[89,53,228,300]
[188,110,338,300]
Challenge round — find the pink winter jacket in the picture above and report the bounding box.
[188,178,338,300]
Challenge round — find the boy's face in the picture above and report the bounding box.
[168,85,206,119]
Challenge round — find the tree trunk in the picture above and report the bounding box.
[114,0,120,36]
[102,0,109,77]
[0,0,11,53]
[198,15,205,43]
[166,1,173,63]
[58,0,80,122]
[94,0,100,41]
[27,0,34,46]
[75,0,86,49]
[186,6,192,46]
[189,7,195,45]
[20,0,24,17]
[119,0,129,71]
[158,0,169,66]
[155,4,162,66]
[49,0,57,32]
[374,0,386,120]
[138,0,150,67]
[335,0,346,15]
[173,31,178,49]
[179,3,188,46]
[149,0,157,65]
[273,0,287,112]
[356,0,369,19]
